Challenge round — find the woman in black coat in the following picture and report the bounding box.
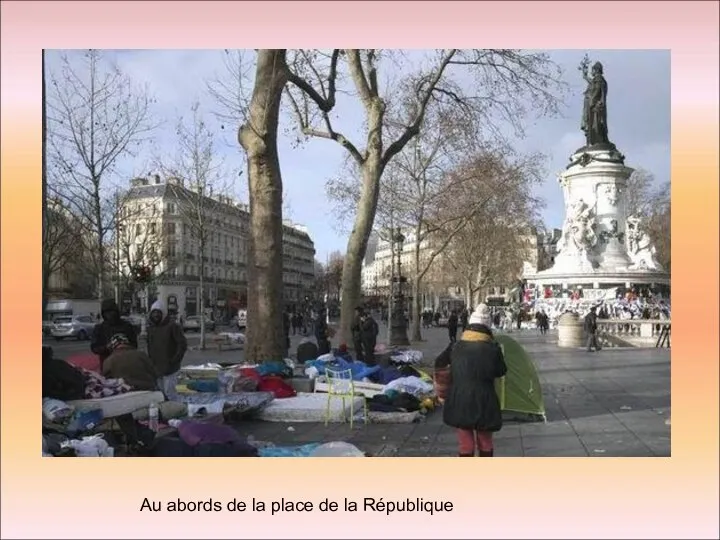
[442,315,507,457]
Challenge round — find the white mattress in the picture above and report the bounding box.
[367,410,422,424]
[258,392,364,423]
[68,391,166,419]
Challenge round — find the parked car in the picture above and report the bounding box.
[51,314,96,341]
[183,316,215,333]
[42,320,55,336]
[236,309,247,330]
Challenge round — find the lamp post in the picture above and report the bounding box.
[389,228,410,346]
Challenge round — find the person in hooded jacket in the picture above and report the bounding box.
[442,303,507,457]
[90,298,138,369]
[360,311,379,366]
[146,300,187,399]
[447,310,459,343]
[102,334,158,391]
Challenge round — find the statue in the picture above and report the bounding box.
[557,198,597,260]
[579,55,611,147]
[625,215,663,271]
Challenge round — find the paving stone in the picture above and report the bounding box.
[220,329,669,457]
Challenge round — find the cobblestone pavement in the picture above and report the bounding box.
[52,322,670,456]
[232,327,671,457]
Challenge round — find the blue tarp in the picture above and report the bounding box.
[258,443,322,457]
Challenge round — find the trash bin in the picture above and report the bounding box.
[557,312,585,348]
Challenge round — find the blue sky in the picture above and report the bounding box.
[46,49,670,261]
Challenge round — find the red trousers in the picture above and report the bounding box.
[457,429,493,455]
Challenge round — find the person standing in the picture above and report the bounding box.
[283,309,291,356]
[360,311,379,366]
[314,308,331,355]
[440,304,507,457]
[460,308,469,332]
[351,306,365,362]
[447,310,459,343]
[146,300,187,399]
[90,298,138,369]
[539,311,550,335]
[584,306,601,352]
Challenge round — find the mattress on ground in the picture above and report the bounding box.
[178,391,274,408]
[366,410,423,424]
[257,392,364,423]
[68,391,166,419]
[314,379,384,398]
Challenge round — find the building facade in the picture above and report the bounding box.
[119,176,315,318]
[360,229,462,311]
[361,225,552,310]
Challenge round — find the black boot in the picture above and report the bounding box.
[458,453,474,457]
[477,449,494,457]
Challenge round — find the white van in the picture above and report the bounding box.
[236,309,247,330]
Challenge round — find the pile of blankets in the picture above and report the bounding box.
[81,369,131,399]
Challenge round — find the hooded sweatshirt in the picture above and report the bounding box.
[90,299,138,365]
[146,300,187,377]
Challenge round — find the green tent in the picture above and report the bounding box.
[494,334,546,422]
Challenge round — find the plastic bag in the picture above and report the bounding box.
[62,434,113,457]
[66,408,104,434]
[304,366,320,380]
[309,441,366,457]
[42,398,74,422]
[187,400,225,417]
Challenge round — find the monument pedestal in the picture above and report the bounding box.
[525,145,669,294]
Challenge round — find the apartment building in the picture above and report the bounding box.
[361,225,550,309]
[119,175,315,317]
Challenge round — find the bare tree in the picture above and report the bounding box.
[625,168,656,218]
[442,151,544,306]
[159,102,227,350]
[236,50,289,362]
[43,199,84,304]
[108,190,176,310]
[282,49,564,342]
[43,49,49,316]
[210,49,565,344]
[47,50,157,300]
[624,168,671,271]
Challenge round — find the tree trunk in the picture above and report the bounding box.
[465,279,472,307]
[411,233,423,341]
[412,275,423,341]
[339,107,385,344]
[42,49,48,318]
[238,49,288,363]
[199,247,206,350]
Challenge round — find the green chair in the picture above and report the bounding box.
[324,367,368,429]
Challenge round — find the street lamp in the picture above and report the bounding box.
[389,228,410,346]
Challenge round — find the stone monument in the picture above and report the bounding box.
[525,55,669,298]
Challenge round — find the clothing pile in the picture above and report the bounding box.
[388,349,423,365]
[81,368,132,399]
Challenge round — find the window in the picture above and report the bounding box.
[166,203,176,215]
[149,222,157,235]
[167,243,177,257]
[165,222,176,235]
[135,223,143,235]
